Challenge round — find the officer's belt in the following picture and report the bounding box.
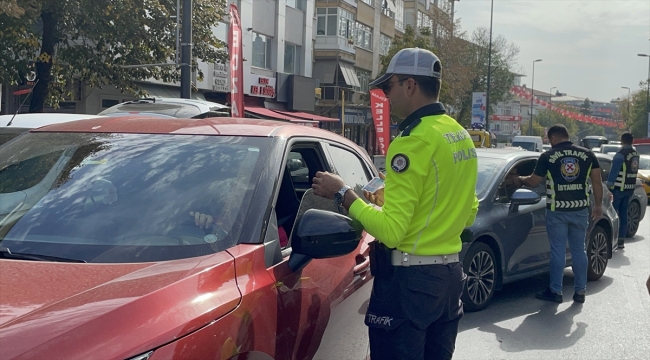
[391,251,460,266]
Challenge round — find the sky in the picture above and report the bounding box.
[455,0,650,103]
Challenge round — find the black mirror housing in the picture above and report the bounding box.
[291,209,362,259]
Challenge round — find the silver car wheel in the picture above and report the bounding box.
[589,232,608,276]
[467,251,495,305]
[626,201,640,236]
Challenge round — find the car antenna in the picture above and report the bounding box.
[6,79,40,126]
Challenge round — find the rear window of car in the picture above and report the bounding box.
[0,133,271,263]
[511,141,535,151]
[635,144,650,156]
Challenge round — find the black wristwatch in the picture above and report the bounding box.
[334,185,352,206]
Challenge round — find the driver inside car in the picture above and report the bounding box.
[498,167,520,202]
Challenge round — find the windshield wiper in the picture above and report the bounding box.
[0,246,86,263]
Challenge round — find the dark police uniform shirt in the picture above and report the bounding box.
[533,141,600,211]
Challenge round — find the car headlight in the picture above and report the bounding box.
[127,351,153,360]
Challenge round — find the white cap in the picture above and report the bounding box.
[370,48,441,87]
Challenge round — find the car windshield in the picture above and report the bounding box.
[639,156,650,170]
[636,144,650,156]
[581,139,606,149]
[476,157,506,197]
[601,145,621,153]
[99,102,203,118]
[0,133,271,263]
[511,141,535,151]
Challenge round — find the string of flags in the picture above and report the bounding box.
[509,86,625,129]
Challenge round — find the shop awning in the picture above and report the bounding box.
[137,83,206,101]
[339,62,361,88]
[272,110,338,122]
[312,61,361,88]
[245,106,318,126]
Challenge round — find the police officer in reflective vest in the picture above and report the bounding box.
[606,132,639,248]
[518,125,603,303]
[312,48,479,360]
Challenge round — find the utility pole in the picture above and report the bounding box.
[180,0,192,99]
[622,86,631,125]
[528,59,542,135]
[485,0,494,131]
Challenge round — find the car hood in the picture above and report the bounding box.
[638,170,650,179]
[0,251,240,359]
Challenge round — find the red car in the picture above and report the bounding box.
[0,116,376,360]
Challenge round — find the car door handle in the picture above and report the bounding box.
[353,256,370,275]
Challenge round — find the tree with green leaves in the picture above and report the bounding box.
[626,80,650,138]
[378,25,474,119]
[455,27,520,126]
[580,98,592,116]
[1,0,227,112]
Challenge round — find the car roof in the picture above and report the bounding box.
[103,97,229,111]
[477,148,537,161]
[0,113,105,129]
[31,115,358,144]
[582,135,607,139]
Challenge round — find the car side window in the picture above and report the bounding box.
[599,158,612,180]
[327,145,372,200]
[495,159,544,203]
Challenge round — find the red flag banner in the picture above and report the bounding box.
[370,89,390,156]
[509,86,624,128]
[229,4,244,117]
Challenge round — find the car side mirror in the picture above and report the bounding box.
[287,158,304,172]
[288,209,363,272]
[509,189,541,213]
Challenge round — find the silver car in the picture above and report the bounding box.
[594,153,648,237]
[460,149,620,311]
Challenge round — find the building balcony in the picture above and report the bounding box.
[315,36,356,55]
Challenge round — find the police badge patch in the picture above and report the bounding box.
[391,154,409,173]
[560,157,580,182]
[631,157,639,172]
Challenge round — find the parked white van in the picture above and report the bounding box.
[511,135,544,152]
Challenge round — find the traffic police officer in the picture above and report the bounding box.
[518,125,603,304]
[606,132,639,248]
[312,48,479,360]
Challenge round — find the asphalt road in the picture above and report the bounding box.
[454,208,650,360]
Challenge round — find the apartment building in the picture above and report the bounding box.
[3,0,335,125]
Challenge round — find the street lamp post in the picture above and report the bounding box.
[485,0,494,131]
[639,54,650,136]
[529,59,542,135]
[550,86,557,107]
[622,86,631,125]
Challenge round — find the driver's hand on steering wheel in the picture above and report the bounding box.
[190,211,214,230]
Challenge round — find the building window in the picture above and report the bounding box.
[379,33,391,56]
[360,0,374,6]
[417,11,432,31]
[505,106,512,116]
[394,0,404,31]
[286,0,305,11]
[356,69,371,93]
[437,0,452,15]
[355,22,372,50]
[382,0,395,18]
[284,43,301,74]
[101,99,120,108]
[338,8,355,40]
[316,8,338,36]
[252,32,272,69]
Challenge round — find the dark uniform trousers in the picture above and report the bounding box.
[366,263,466,360]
